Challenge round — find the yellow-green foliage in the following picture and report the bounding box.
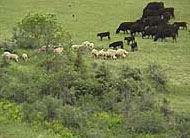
[0,100,23,121]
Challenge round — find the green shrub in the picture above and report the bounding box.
[127,111,168,134]
[0,100,23,121]
[12,13,71,48]
[148,63,168,92]
[121,65,143,81]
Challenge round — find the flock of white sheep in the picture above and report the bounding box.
[1,40,129,62]
[91,48,128,59]
[2,52,28,62]
[71,41,129,60]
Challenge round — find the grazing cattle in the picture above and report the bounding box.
[130,42,138,52]
[142,9,164,18]
[142,26,158,39]
[163,7,175,18]
[162,12,171,21]
[97,32,111,40]
[154,28,177,42]
[124,36,135,45]
[161,24,179,37]
[173,22,187,30]
[109,41,124,49]
[143,2,164,11]
[116,22,135,34]
[143,16,168,27]
[130,21,146,36]
[142,2,164,18]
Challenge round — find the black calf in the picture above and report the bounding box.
[109,41,124,49]
[124,36,135,45]
[130,42,138,52]
[174,22,187,30]
[97,32,111,41]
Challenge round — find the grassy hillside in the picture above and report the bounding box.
[1,0,190,114]
[0,0,190,137]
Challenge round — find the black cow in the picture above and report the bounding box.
[109,41,124,49]
[124,36,135,45]
[173,22,187,30]
[142,26,158,39]
[154,28,177,42]
[116,22,135,34]
[144,2,164,11]
[163,7,175,18]
[162,12,171,21]
[142,9,164,18]
[130,42,138,52]
[97,32,111,40]
[161,24,179,37]
[143,16,168,27]
[130,21,146,36]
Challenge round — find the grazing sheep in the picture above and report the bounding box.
[104,51,117,60]
[82,41,94,50]
[71,44,83,50]
[72,41,94,50]
[2,52,11,57]
[88,43,94,50]
[38,45,54,53]
[115,50,126,58]
[3,53,19,62]
[22,53,28,62]
[39,45,47,52]
[97,49,106,59]
[54,47,63,54]
[82,41,90,46]
[117,49,129,56]
[91,49,99,58]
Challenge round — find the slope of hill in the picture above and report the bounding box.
[0,0,190,137]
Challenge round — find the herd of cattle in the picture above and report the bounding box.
[97,2,188,51]
[1,2,189,62]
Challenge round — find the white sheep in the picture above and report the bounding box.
[54,47,63,54]
[2,52,11,57]
[91,49,99,58]
[82,41,94,50]
[22,53,28,62]
[104,51,117,60]
[97,49,106,59]
[115,50,126,58]
[117,49,129,56]
[71,44,83,50]
[88,43,94,50]
[82,41,91,46]
[3,53,19,62]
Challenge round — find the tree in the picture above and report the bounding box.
[12,13,71,49]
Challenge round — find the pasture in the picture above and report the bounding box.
[0,0,190,116]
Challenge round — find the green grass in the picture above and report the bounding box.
[0,116,54,138]
[0,0,190,115]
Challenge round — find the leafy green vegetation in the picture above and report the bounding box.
[0,0,190,137]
